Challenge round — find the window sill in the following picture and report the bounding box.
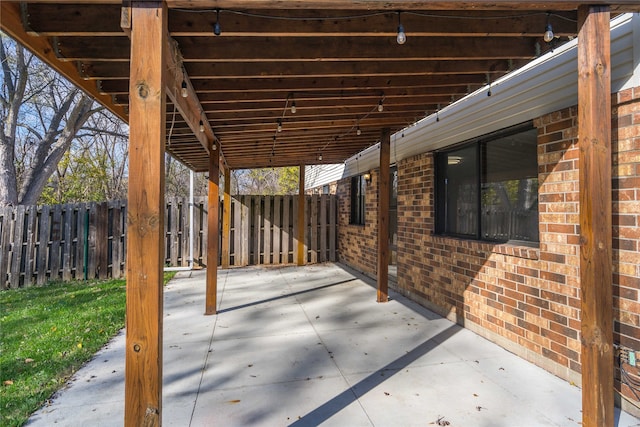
[431,234,539,260]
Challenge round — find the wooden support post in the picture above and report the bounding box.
[124,2,166,426]
[206,146,220,315]
[577,6,613,427]
[222,168,231,268]
[377,129,391,303]
[297,164,306,266]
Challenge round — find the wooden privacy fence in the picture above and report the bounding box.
[0,194,337,289]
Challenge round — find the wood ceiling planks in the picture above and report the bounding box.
[5,1,637,171]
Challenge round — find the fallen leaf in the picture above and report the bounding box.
[226,400,241,404]
[3,380,14,386]
[24,358,34,363]
[473,393,478,397]
[77,343,83,349]
[384,392,390,396]
[430,416,450,426]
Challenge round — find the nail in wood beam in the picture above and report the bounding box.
[124,2,166,426]
[377,128,391,303]
[577,6,614,427]
[297,164,306,266]
[221,168,232,268]
[206,145,220,315]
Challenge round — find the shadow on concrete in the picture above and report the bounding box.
[289,323,460,427]
[217,278,357,314]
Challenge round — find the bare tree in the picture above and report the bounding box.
[0,34,100,206]
[231,167,299,195]
[165,155,208,199]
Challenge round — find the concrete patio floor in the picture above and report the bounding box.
[26,263,640,427]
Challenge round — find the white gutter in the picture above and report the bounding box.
[343,13,638,178]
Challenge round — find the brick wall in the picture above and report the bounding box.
[336,86,640,410]
[612,87,640,406]
[336,173,377,274]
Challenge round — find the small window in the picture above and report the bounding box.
[435,123,539,244]
[350,175,366,225]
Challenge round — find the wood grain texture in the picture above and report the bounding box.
[124,2,167,426]
[577,6,614,427]
[377,128,391,303]
[297,165,306,266]
[221,168,231,268]
[206,147,220,315]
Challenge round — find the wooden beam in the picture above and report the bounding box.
[206,145,220,315]
[176,36,539,62]
[297,165,306,266]
[124,2,166,426]
[21,5,579,37]
[167,1,639,11]
[166,9,578,37]
[221,168,231,268]
[577,6,614,427]
[51,35,537,62]
[164,36,215,154]
[99,74,487,94]
[377,128,390,303]
[2,1,640,12]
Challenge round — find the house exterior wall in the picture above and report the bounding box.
[335,86,640,410]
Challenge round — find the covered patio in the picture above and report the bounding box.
[3,2,640,425]
[26,264,640,426]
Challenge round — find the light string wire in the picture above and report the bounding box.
[269,96,292,162]
[173,9,577,23]
[319,93,385,153]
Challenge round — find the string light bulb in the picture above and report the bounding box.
[357,125,362,136]
[291,101,297,114]
[277,119,282,132]
[213,9,221,36]
[378,99,384,112]
[543,13,554,43]
[199,120,205,132]
[396,12,407,45]
[181,80,188,98]
[318,153,323,161]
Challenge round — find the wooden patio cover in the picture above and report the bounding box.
[2,1,639,426]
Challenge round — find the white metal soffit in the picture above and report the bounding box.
[343,13,639,179]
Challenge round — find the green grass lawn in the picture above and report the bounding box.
[0,272,175,427]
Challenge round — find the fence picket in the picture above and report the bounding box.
[263,196,271,265]
[273,197,281,264]
[0,208,12,289]
[282,196,290,264]
[87,202,97,279]
[310,195,318,264]
[61,204,73,281]
[23,206,38,284]
[1,194,337,288]
[9,206,26,288]
[36,206,50,285]
[49,205,63,281]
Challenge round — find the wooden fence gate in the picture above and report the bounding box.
[0,194,337,289]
